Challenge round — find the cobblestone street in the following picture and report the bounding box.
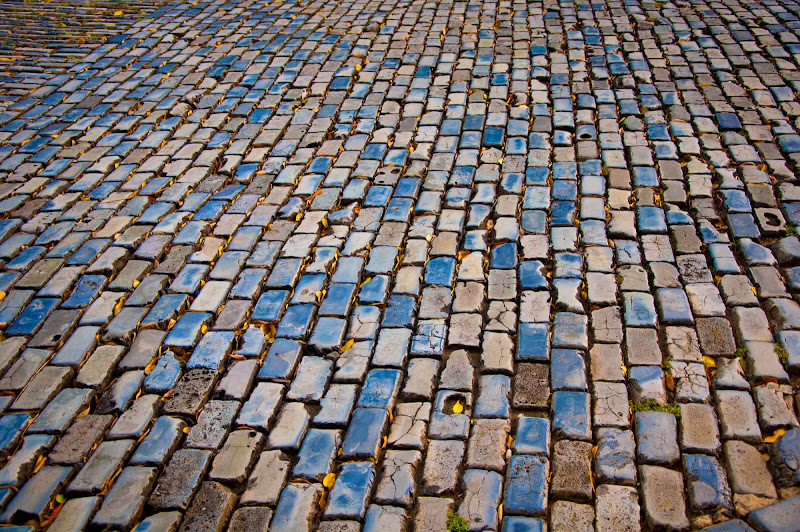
[0,0,799,529]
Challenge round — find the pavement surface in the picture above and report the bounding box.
[0,0,798,530]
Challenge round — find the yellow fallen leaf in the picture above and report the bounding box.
[702,356,716,368]
[144,357,159,375]
[340,339,354,353]
[323,473,336,488]
[764,428,786,444]
[665,373,675,391]
[32,455,47,474]
[452,401,464,414]
[113,10,123,15]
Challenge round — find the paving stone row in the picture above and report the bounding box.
[0,0,177,85]
[0,0,798,530]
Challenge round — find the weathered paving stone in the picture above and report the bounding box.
[466,419,510,472]
[27,388,93,434]
[716,390,763,443]
[228,506,272,532]
[553,391,592,440]
[209,429,264,485]
[133,512,183,532]
[48,414,112,465]
[595,484,642,532]
[76,345,125,389]
[640,465,690,530]
[683,454,732,512]
[414,497,454,532]
[770,427,800,487]
[403,357,439,400]
[67,439,135,495]
[236,382,284,430]
[514,417,550,456]
[550,439,593,502]
[287,356,331,402]
[318,522,361,532]
[593,382,630,429]
[514,363,550,409]
[270,484,323,532]
[635,412,680,466]
[130,416,186,467]
[148,448,212,511]
[48,496,99,532]
[293,429,340,482]
[0,466,71,523]
[753,386,799,432]
[374,449,422,507]
[388,402,430,450]
[595,428,637,485]
[747,496,800,532]
[341,407,389,460]
[91,467,157,530]
[315,384,356,427]
[422,439,465,496]
[550,501,594,532]
[504,455,549,516]
[107,394,160,440]
[680,404,721,454]
[460,469,504,528]
[625,328,663,366]
[185,400,239,450]
[178,481,236,532]
[95,370,145,414]
[9,365,72,411]
[363,505,407,531]
[267,401,310,450]
[0,434,55,488]
[0,413,30,460]
[0,348,49,392]
[163,369,217,419]
[240,450,290,506]
[324,461,375,520]
[216,360,258,400]
[724,441,778,500]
